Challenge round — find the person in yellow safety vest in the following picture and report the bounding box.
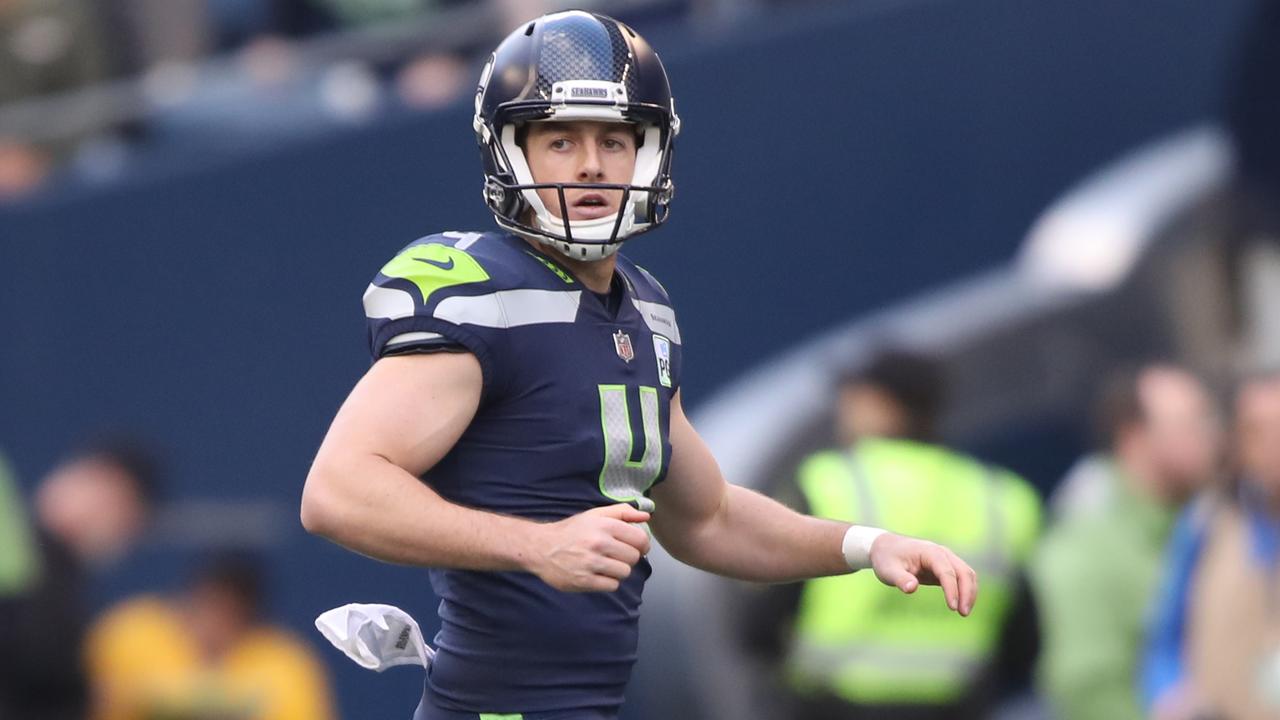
[744,350,1043,720]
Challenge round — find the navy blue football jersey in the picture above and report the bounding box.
[362,231,683,715]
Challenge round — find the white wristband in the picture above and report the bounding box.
[841,525,887,571]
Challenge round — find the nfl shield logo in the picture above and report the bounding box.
[613,330,635,363]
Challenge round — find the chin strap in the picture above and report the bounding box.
[499,218,624,261]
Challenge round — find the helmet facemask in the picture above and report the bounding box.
[474,24,680,262]
[486,117,672,261]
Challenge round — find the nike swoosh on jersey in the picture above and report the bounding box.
[414,257,455,271]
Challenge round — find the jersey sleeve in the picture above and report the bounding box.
[362,237,511,396]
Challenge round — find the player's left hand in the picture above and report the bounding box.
[867,533,977,616]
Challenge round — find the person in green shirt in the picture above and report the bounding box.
[1031,364,1222,720]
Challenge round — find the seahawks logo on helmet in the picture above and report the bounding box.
[473,11,681,261]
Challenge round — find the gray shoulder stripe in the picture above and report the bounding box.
[364,284,414,320]
[632,299,681,344]
[443,231,482,250]
[436,289,582,328]
[365,285,582,329]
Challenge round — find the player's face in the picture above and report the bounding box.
[1237,379,1280,497]
[34,458,147,567]
[523,121,637,222]
[1136,368,1222,498]
[837,383,911,445]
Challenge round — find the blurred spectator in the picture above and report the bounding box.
[267,0,468,37]
[0,0,118,197]
[107,0,210,69]
[0,439,161,720]
[0,449,38,597]
[395,51,467,109]
[0,448,43,718]
[1144,371,1280,720]
[87,552,337,720]
[34,439,160,569]
[746,349,1042,719]
[1031,365,1221,720]
[307,0,430,27]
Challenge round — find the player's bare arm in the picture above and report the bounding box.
[301,351,649,592]
[649,391,978,616]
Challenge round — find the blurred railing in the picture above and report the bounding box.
[0,0,684,146]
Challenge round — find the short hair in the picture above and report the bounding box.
[1093,367,1147,450]
[839,349,946,441]
[65,435,162,509]
[1092,363,1203,450]
[190,551,264,618]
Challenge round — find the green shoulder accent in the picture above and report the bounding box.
[479,715,523,720]
[524,251,575,285]
[380,243,490,305]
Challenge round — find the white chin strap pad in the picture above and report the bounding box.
[631,124,662,217]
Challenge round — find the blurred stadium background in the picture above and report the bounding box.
[2,0,1277,718]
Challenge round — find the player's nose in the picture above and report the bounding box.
[578,144,604,180]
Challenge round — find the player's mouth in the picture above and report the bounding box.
[568,192,617,221]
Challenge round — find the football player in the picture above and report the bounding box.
[301,11,977,720]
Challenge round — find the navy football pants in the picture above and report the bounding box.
[413,682,619,720]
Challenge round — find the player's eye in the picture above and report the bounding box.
[602,137,630,151]
[549,138,571,150]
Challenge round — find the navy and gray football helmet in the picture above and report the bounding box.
[473,11,681,261]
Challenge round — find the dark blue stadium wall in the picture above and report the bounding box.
[0,0,1252,717]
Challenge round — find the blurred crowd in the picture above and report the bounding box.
[0,0,694,200]
[739,353,1280,720]
[0,441,336,720]
[9,361,1280,720]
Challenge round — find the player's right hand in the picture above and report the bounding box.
[528,503,651,592]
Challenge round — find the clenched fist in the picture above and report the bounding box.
[527,504,651,592]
